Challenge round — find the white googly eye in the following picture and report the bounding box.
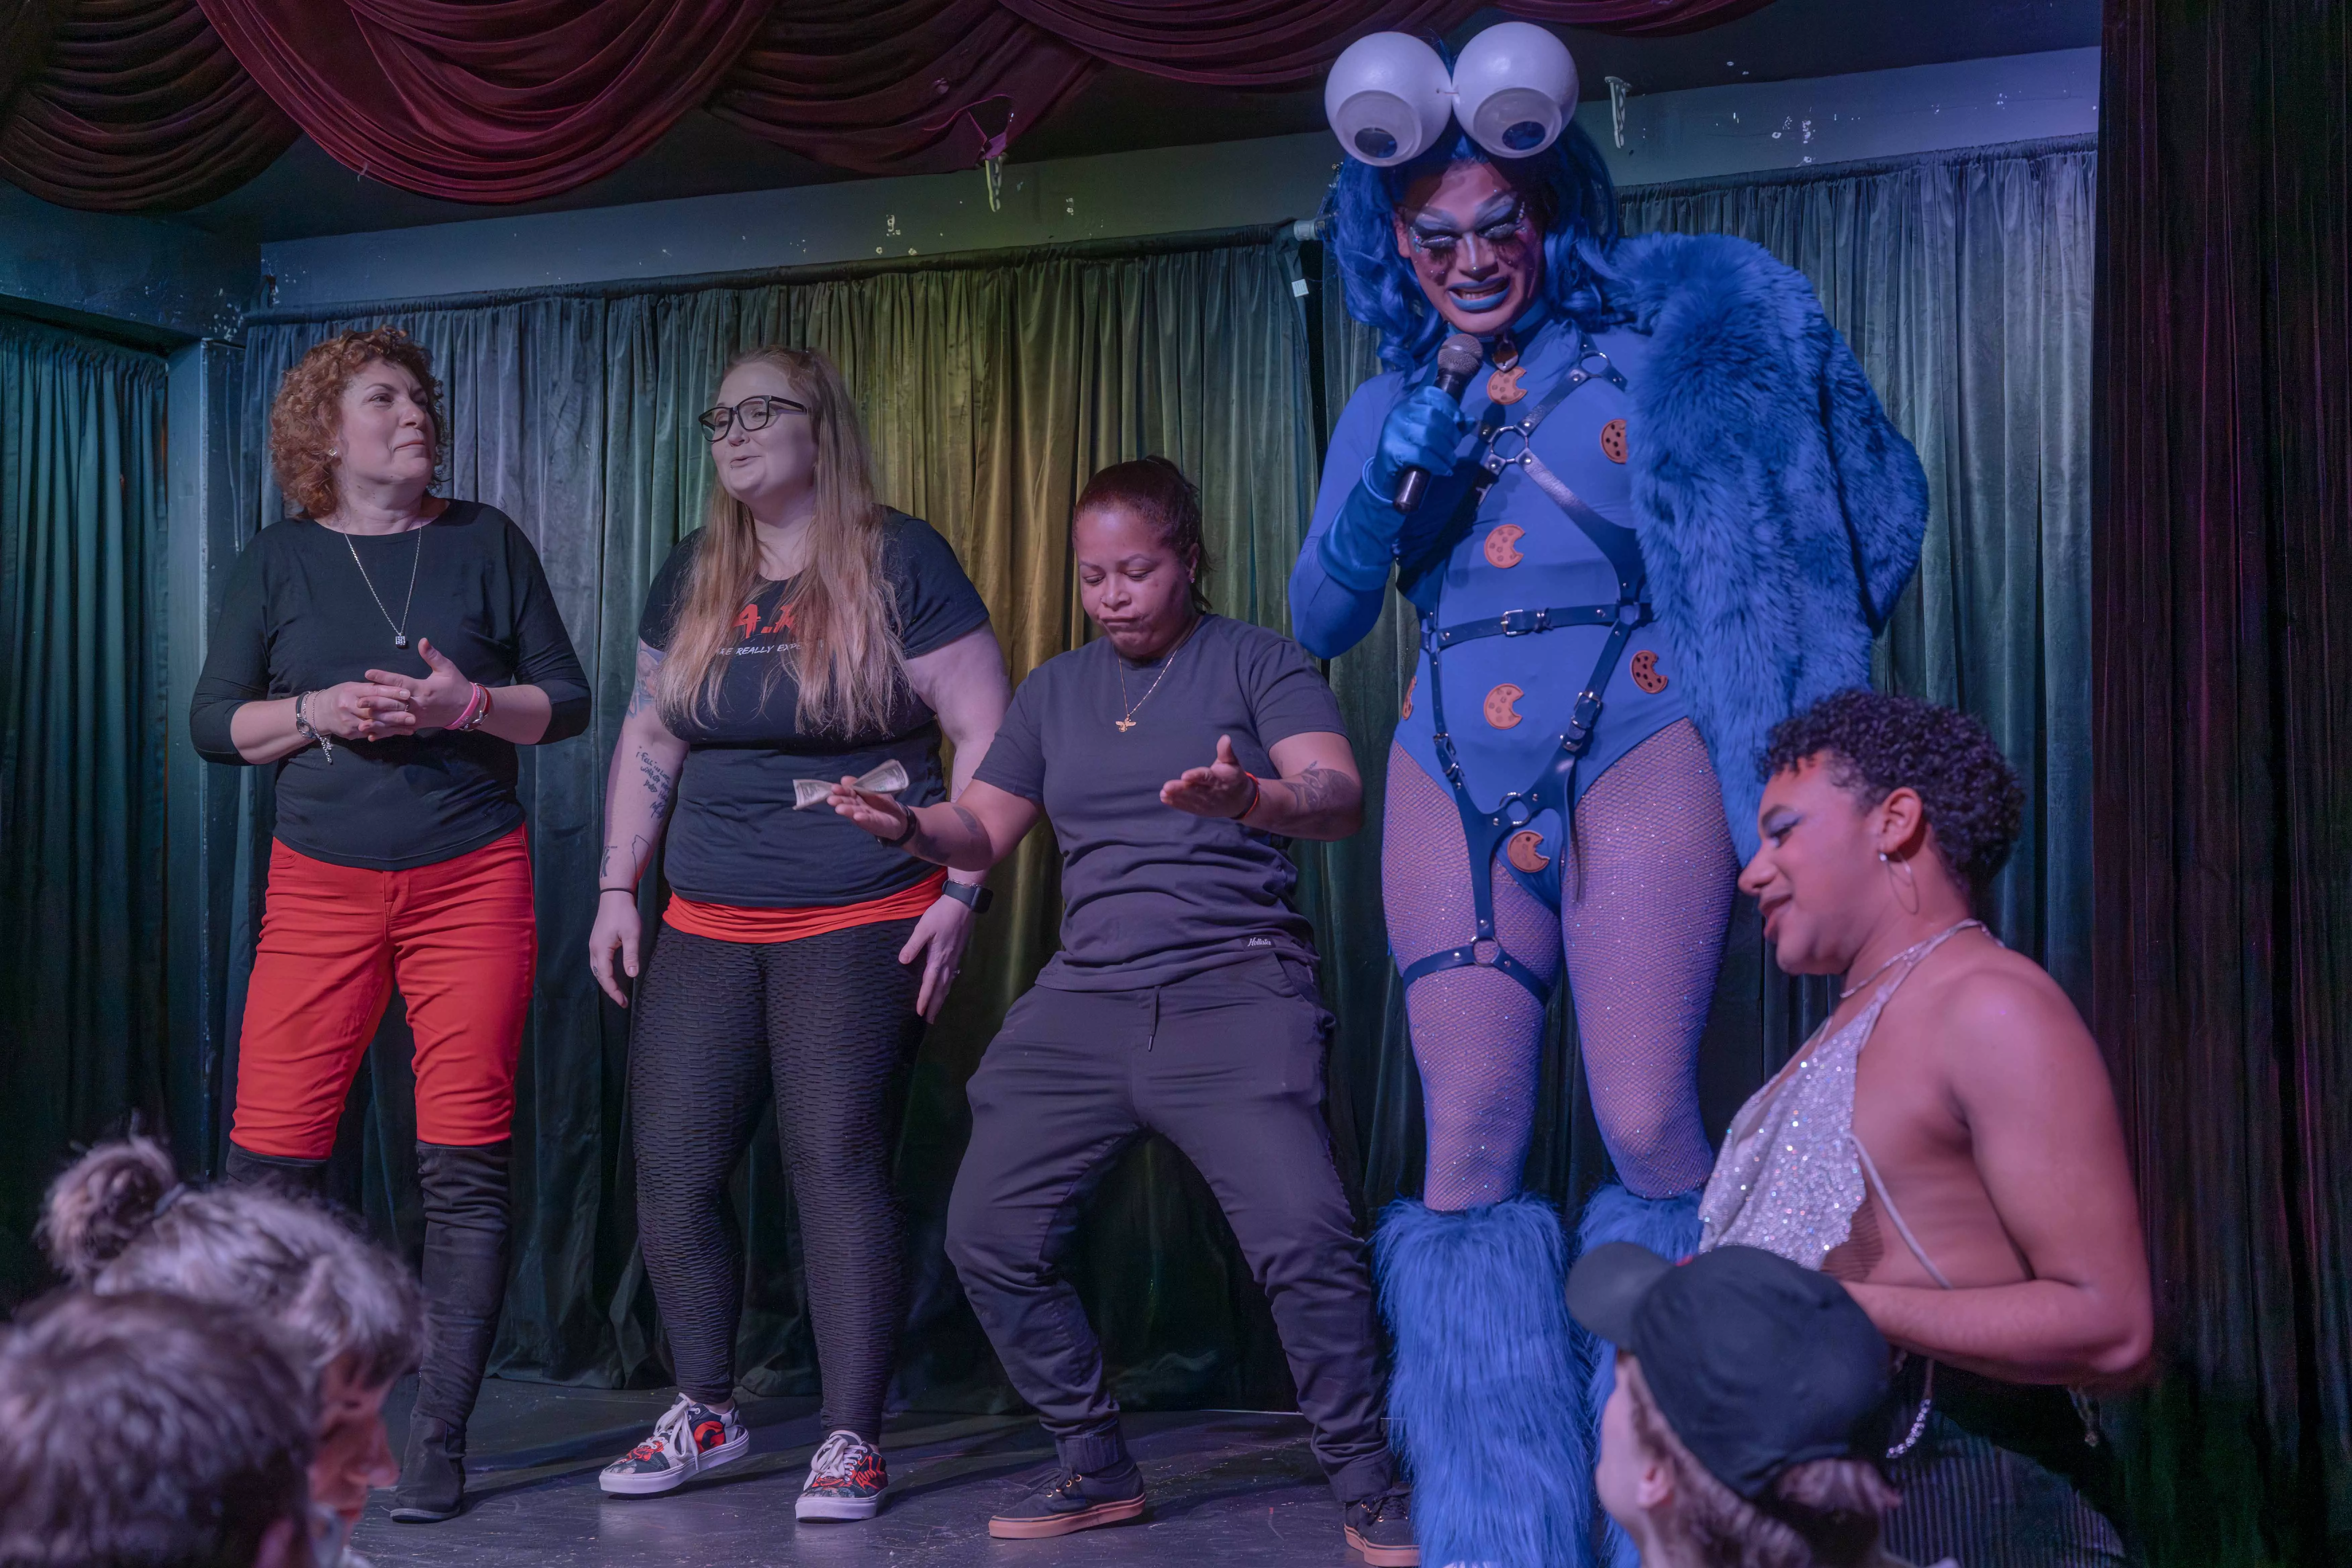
[1452,22,1579,160]
[1324,32,1455,167]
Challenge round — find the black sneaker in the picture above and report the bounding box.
[987,1461,1148,1539]
[1344,1488,1419,1566]
[598,1394,749,1497]
[795,1430,889,1521]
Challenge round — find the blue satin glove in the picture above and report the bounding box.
[1319,383,1476,591]
[1369,380,1476,495]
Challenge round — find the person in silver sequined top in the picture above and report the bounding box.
[1709,690,2151,1567]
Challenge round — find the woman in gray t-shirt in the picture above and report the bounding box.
[831,458,1417,1565]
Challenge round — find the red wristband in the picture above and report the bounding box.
[1232,772,1261,822]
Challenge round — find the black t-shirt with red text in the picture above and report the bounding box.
[638,511,989,908]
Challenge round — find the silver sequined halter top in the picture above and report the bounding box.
[1697,920,1984,1273]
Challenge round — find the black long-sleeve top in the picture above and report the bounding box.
[190,501,590,870]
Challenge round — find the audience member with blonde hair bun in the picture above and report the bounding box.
[41,1137,422,1565]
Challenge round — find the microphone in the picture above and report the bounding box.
[1394,332,1487,513]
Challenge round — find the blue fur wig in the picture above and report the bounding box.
[1325,127,1622,372]
[1377,1195,1588,1568]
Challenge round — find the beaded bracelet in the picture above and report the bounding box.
[293,691,335,764]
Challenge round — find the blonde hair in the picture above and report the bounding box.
[1618,1355,1900,1568]
[40,1137,422,1390]
[655,346,905,737]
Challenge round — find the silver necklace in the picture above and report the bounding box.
[341,524,425,648]
[1839,918,1984,1001]
[1113,616,1202,732]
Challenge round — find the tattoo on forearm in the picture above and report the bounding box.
[626,645,666,718]
[598,845,616,878]
[901,812,952,868]
[951,803,984,842]
[1283,762,1346,816]
[636,748,674,818]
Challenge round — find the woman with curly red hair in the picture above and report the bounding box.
[188,326,588,1525]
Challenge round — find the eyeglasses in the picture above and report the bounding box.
[1407,201,1532,265]
[698,395,810,441]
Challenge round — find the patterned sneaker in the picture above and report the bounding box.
[794,1430,890,1521]
[1343,1487,1420,1566]
[598,1394,749,1497]
[987,1461,1148,1539]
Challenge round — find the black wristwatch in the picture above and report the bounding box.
[939,881,994,914]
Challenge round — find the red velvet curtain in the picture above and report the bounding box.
[707,0,1102,175]
[0,0,293,211]
[2093,0,2351,1563]
[191,0,774,203]
[2,0,1772,210]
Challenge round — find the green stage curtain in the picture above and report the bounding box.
[1318,137,2100,1221]
[0,314,169,1298]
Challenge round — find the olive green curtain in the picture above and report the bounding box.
[230,235,1326,1409]
[0,313,169,1299]
[1311,136,2099,1224]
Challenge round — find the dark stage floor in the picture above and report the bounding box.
[358,1382,1374,1566]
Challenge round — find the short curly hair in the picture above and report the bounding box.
[268,326,442,518]
[1761,689,2025,890]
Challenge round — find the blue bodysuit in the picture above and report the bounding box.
[1294,314,1689,946]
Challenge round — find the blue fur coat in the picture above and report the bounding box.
[1606,233,1926,858]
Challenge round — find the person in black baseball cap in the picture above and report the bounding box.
[1569,1242,1939,1568]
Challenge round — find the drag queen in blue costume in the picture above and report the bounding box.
[1295,27,1927,1568]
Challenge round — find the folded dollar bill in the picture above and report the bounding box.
[794,758,910,811]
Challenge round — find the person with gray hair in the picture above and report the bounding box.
[0,1289,317,1568]
[41,1138,422,1559]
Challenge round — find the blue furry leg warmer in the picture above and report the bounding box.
[1576,1184,1704,1568]
[1376,1195,1589,1568]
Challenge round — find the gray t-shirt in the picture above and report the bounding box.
[974,614,1347,990]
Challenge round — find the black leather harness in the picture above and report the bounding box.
[1396,333,1652,1005]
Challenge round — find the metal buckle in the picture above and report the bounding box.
[1499,608,1549,636]
[1562,689,1604,749]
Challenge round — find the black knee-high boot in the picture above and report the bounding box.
[223,1143,330,1199]
[390,1140,512,1524]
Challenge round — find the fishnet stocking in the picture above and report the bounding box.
[1385,721,1736,1210]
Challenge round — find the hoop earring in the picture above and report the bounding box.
[1882,849,1921,915]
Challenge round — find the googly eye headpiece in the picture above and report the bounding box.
[1324,23,1579,167]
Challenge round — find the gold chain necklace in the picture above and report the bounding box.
[1113,616,1203,733]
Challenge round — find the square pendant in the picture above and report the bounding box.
[394,635,409,648]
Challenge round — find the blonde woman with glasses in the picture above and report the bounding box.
[589,346,1009,1520]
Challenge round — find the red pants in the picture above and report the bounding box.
[233,826,536,1159]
